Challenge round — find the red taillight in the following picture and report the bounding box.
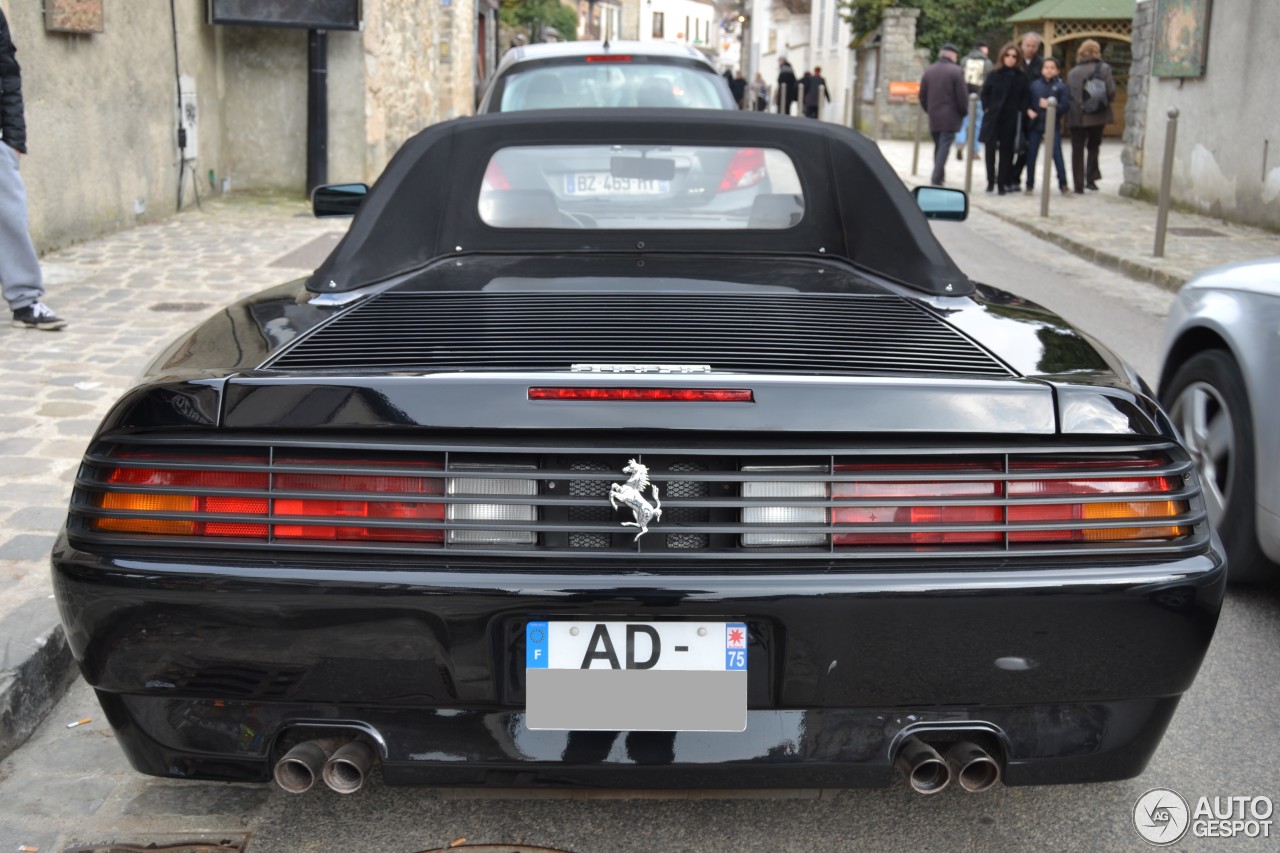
[529,387,753,402]
[94,455,448,543]
[585,54,632,62]
[483,160,511,191]
[820,458,1189,548]
[718,148,766,191]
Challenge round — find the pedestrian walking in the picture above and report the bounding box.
[918,44,968,186]
[776,58,798,116]
[802,66,830,119]
[1011,32,1043,188]
[955,41,991,162]
[1023,56,1071,194]
[1067,39,1116,193]
[728,70,747,109]
[750,72,770,112]
[0,8,65,330]
[980,42,1030,195]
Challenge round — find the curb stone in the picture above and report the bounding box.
[0,595,78,761]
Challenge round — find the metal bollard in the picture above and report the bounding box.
[912,108,923,176]
[1040,97,1057,217]
[964,93,977,195]
[1154,108,1180,257]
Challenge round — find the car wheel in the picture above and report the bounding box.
[1164,349,1273,583]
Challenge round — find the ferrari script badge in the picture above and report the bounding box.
[609,459,663,541]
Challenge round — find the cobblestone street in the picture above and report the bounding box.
[0,194,348,628]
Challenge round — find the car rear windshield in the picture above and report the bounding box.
[479,145,805,231]
[499,61,729,110]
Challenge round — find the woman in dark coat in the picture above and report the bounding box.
[979,42,1030,194]
[1066,39,1117,192]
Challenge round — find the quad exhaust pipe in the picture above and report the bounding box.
[273,736,378,794]
[895,736,1001,795]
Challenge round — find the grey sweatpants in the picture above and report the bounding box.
[0,143,44,311]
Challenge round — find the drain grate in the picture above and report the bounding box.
[149,302,212,313]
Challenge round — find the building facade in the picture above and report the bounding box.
[5,0,484,253]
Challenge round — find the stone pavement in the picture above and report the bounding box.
[877,137,1279,291]
[0,192,348,758]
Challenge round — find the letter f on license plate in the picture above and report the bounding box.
[525,621,747,732]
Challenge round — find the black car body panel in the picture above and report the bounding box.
[54,111,1224,792]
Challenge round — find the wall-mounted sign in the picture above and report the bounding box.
[208,0,363,31]
[1152,0,1211,77]
[45,0,104,34]
[887,81,920,104]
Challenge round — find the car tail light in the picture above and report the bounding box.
[741,466,827,546]
[585,54,632,62]
[483,160,511,191]
[529,387,753,402]
[741,455,1192,549]
[718,148,767,191]
[446,465,537,545]
[91,451,449,544]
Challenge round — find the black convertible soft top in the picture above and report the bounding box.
[308,109,971,296]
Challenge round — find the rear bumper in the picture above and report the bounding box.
[53,543,1226,787]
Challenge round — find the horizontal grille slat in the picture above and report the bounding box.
[267,293,1014,377]
[68,436,1210,563]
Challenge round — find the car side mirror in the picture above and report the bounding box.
[913,186,968,221]
[312,183,368,218]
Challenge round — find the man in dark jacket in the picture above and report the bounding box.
[918,44,968,186]
[776,59,799,116]
[802,66,830,119]
[1,8,64,329]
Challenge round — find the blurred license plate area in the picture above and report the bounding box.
[564,173,670,196]
[525,620,747,731]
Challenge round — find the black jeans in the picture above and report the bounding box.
[1070,124,1104,191]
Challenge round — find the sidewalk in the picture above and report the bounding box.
[877,137,1279,290]
[0,192,348,759]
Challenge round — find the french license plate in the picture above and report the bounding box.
[525,620,747,732]
[563,173,670,196]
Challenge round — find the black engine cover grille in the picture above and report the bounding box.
[267,292,1014,377]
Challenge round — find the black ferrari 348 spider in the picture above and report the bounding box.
[52,110,1223,796]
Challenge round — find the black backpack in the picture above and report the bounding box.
[1082,66,1109,114]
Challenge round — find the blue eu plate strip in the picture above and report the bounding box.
[526,621,549,669]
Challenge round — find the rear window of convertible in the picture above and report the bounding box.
[499,64,727,110]
[479,145,805,230]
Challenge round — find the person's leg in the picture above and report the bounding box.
[984,134,997,191]
[932,130,955,184]
[1070,126,1086,192]
[956,114,969,160]
[1086,125,1103,188]
[1052,130,1069,188]
[1024,130,1043,190]
[973,101,984,155]
[996,122,1017,192]
[0,145,45,312]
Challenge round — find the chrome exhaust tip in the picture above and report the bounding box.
[322,740,376,794]
[895,736,951,795]
[945,740,1001,793]
[273,740,333,794]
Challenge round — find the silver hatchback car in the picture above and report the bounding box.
[1159,258,1280,582]
[477,40,738,113]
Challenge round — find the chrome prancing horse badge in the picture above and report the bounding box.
[609,459,662,541]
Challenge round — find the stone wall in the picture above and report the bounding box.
[874,7,925,140]
[1119,0,1153,198]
